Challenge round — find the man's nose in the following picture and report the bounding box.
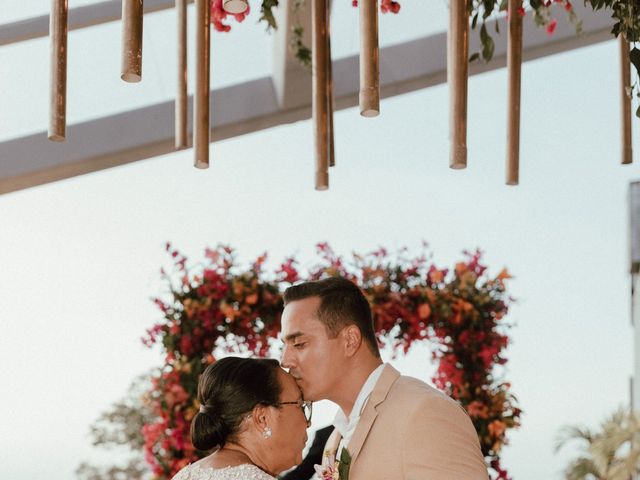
[281,344,295,369]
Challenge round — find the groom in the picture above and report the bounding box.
[280,276,488,479]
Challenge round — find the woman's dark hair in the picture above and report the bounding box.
[190,357,282,452]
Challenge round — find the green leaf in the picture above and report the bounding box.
[469,52,480,63]
[635,105,640,119]
[472,12,479,30]
[480,23,495,62]
[629,47,640,79]
[259,0,280,31]
[611,22,621,37]
[338,448,351,480]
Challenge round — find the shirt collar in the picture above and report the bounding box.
[332,363,385,439]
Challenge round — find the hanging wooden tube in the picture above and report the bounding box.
[313,0,329,189]
[359,0,379,117]
[506,0,523,185]
[175,0,188,150]
[121,0,143,83]
[49,0,68,142]
[327,0,335,168]
[448,0,469,169]
[194,0,211,168]
[621,35,633,165]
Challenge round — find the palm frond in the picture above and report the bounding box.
[555,425,596,453]
[608,445,640,480]
[563,456,601,480]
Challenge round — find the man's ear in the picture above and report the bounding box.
[342,325,362,357]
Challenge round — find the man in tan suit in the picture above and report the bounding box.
[280,276,488,479]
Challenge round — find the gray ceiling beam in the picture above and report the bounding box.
[0,0,190,46]
[0,3,614,194]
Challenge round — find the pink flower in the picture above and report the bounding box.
[546,19,557,35]
[314,454,339,480]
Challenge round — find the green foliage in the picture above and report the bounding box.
[291,25,312,68]
[589,1,640,42]
[290,0,311,68]
[259,0,280,30]
[76,374,155,480]
[76,459,150,480]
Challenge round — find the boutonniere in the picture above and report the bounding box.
[314,448,351,480]
[314,450,339,480]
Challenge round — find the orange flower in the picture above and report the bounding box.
[184,406,196,422]
[429,268,444,283]
[417,303,431,320]
[245,292,259,305]
[456,299,474,313]
[488,419,506,438]
[496,268,513,287]
[466,401,489,419]
[221,302,237,319]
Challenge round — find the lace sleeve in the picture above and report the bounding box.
[171,466,193,480]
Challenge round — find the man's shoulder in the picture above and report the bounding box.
[383,374,460,411]
[390,374,444,398]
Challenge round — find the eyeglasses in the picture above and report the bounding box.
[276,399,313,427]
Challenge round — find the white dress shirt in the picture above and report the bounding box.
[332,363,385,457]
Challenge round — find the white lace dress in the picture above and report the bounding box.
[171,464,276,480]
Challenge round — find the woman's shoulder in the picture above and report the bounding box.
[172,463,276,480]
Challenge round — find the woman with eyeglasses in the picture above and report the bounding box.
[172,356,312,480]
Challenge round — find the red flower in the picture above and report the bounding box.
[352,0,400,14]
[381,0,401,14]
[179,335,193,355]
[277,257,299,283]
[546,18,557,35]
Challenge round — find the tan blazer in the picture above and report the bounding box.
[324,364,488,480]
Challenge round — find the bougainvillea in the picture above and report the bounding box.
[142,242,520,479]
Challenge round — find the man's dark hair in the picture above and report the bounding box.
[283,276,380,357]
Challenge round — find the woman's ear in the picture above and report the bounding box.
[249,404,270,432]
[250,404,279,439]
[342,325,362,357]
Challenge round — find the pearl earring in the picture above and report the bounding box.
[262,427,272,439]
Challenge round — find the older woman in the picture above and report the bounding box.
[172,357,311,480]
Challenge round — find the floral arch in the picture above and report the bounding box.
[142,242,520,479]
